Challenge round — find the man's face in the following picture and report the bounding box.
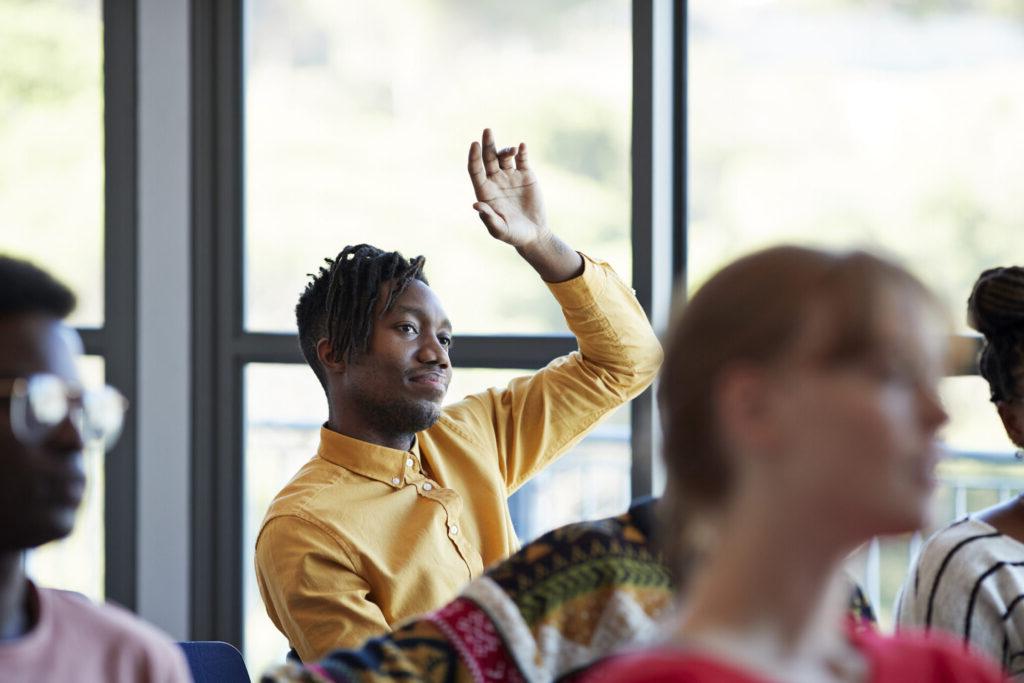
[0,315,85,552]
[336,279,453,439]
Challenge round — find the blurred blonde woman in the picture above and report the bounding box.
[587,247,1002,682]
[897,265,1024,678]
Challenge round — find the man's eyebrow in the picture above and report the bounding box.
[389,305,453,331]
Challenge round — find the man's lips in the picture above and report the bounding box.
[408,371,448,389]
[44,473,86,507]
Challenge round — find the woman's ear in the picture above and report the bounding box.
[715,364,778,456]
[996,401,1024,449]
[316,339,346,375]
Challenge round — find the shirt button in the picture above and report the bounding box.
[406,458,414,468]
[449,524,459,536]
[422,482,433,491]
[391,477,401,485]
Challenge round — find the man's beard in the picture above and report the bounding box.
[359,394,441,437]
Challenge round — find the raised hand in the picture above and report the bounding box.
[467,128,549,248]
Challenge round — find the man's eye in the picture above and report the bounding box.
[439,336,453,348]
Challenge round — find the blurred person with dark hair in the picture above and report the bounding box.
[0,255,191,681]
[897,265,1024,678]
[585,247,1002,682]
[254,129,662,660]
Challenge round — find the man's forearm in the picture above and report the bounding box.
[516,231,584,283]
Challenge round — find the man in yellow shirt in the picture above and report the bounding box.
[255,128,662,661]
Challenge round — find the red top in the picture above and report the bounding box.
[582,625,1004,683]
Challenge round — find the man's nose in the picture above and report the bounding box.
[417,336,450,366]
[48,409,86,454]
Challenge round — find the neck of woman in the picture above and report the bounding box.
[674,489,865,683]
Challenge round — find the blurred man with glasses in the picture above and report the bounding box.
[0,256,191,681]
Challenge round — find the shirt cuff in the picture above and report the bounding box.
[545,253,611,311]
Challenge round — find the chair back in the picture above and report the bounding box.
[179,640,250,683]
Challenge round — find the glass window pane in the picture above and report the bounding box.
[690,4,1024,627]
[24,354,106,601]
[244,0,631,334]
[941,375,1016,456]
[688,1,1024,330]
[0,0,104,327]
[243,361,632,670]
[244,363,324,673]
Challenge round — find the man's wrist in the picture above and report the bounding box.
[517,232,584,283]
[515,228,554,260]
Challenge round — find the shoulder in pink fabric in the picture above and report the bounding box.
[0,584,192,682]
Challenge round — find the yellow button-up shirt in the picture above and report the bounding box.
[254,255,662,661]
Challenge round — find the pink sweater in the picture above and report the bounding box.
[0,582,192,682]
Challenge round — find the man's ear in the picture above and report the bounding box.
[316,339,346,375]
[997,401,1024,449]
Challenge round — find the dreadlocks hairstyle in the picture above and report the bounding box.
[967,266,1024,403]
[296,244,427,390]
[0,255,76,319]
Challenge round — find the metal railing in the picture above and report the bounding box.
[855,449,1024,628]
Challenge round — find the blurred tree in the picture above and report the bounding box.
[0,0,103,326]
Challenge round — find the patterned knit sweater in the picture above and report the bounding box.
[262,499,876,683]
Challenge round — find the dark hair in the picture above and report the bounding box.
[0,255,76,319]
[967,266,1024,403]
[657,246,937,585]
[296,244,427,390]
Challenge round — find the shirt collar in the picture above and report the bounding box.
[316,426,422,487]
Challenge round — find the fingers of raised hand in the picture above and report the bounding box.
[481,128,501,175]
[473,201,507,238]
[514,142,530,171]
[497,147,516,171]
[467,141,487,188]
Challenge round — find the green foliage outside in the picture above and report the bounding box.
[0,0,103,327]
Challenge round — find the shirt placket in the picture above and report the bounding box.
[402,452,483,579]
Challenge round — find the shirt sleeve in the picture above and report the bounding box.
[255,515,390,662]
[965,581,1021,675]
[443,254,662,492]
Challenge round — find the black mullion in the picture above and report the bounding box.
[233,333,577,370]
[77,329,105,357]
[674,0,687,285]
[190,0,216,641]
[629,0,657,500]
[220,0,247,647]
[191,0,246,646]
[102,0,138,610]
[214,0,246,649]
[630,0,654,323]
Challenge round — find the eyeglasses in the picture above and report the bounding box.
[0,374,128,451]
